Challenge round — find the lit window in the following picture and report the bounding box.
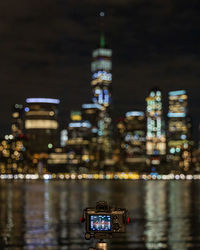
[25,120,58,129]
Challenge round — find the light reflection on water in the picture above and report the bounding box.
[0,180,200,249]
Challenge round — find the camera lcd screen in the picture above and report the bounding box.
[90,215,111,231]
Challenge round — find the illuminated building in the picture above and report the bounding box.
[91,37,112,108]
[11,104,24,137]
[62,111,91,168]
[24,98,60,153]
[114,118,126,165]
[90,20,113,164]
[81,103,103,166]
[70,110,82,121]
[66,119,92,167]
[167,90,192,170]
[82,104,102,137]
[146,88,166,164]
[124,111,147,167]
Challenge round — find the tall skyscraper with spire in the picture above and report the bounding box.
[90,12,113,164]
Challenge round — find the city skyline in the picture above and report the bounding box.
[0,0,200,139]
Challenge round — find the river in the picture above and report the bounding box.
[0,180,200,249]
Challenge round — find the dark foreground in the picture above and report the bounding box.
[0,180,200,249]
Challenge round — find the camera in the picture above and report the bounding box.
[82,201,128,240]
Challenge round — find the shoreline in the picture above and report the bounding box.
[0,173,198,181]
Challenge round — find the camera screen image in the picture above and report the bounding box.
[89,215,111,231]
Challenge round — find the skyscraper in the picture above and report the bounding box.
[91,36,112,108]
[24,98,59,153]
[65,111,92,167]
[81,103,102,137]
[124,111,147,167]
[167,90,192,170]
[146,88,166,164]
[90,14,113,164]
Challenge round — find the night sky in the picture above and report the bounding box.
[0,0,200,140]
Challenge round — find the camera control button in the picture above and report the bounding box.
[85,233,91,240]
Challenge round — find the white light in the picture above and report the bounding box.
[92,71,112,81]
[100,11,105,17]
[181,134,186,140]
[126,111,144,117]
[92,48,112,58]
[60,129,68,147]
[26,98,60,104]
[92,128,98,133]
[82,104,102,109]
[43,174,51,180]
[69,121,91,128]
[91,60,112,72]
[9,135,13,140]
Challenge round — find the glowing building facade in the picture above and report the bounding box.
[66,111,92,167]
[91,36,112,108]
[146,88,166,163]
[82,104,102,138]
[90,34,113,163]
[124,111,147,166]
[167,90,192,170]
[24,98,59,153]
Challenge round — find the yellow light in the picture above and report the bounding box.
[12,112,19,118]
[25,119,58,129]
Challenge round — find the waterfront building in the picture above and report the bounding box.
[81,103,103,166]
[11,104,24,137]
[90,29,113,164]
[146,88,166,164]
[124,111,147,167]
[24,98,60,153]
[47,147,68,173]
[113,118,126,165]
[167,90,192,170]
[81,103,102,137]
[65,117,92,168]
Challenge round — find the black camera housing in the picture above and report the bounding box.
[83,201,127,239]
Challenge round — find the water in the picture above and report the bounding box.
[0,180,200,249]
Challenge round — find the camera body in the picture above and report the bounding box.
[83,201,127,239]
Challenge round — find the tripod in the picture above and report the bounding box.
[89,239,108,250]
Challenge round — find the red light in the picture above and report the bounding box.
[80,217,85,223]
[126,217,132,224]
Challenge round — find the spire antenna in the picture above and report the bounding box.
[99,11,105,48]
